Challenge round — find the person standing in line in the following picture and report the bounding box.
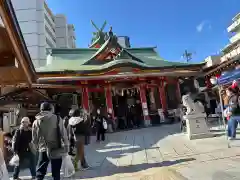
[226,87,240,140]
[12,117,36,180]
[32,102,69,180]
[94,109,106,142]
[68,108,90,171]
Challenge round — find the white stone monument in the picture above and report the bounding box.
[182,93,213,140]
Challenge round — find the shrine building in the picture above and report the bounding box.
[32,23,205,126]
[0,0,206,127]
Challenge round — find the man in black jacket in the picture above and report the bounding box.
[12,117,36,180]
[94,109,106,141]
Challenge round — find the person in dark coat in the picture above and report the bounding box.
[12,117,36,180]
[94,109,106,142]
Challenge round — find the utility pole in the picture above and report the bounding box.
[182,50,193,62]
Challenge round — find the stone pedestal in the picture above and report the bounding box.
[184,113,213,140]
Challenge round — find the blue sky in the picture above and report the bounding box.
[46,0,239,62]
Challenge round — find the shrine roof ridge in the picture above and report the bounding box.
[48,47,158,55]
[125,47,157,50]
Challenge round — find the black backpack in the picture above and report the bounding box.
[230,95,240,115]
[72,120,88,135]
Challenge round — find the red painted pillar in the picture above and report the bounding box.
[139,84,151,126]
[175,79,181,103]
[158,81,167,112]
[105,84,114,119]
[205,77,212,89]
[82,87,90,112]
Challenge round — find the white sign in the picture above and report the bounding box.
[142,103,147,109]
[143,109,149,116]
[158,109,163,115]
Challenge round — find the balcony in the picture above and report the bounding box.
[230,32,240,43]
[227,18,240,33]
[221,46,240,63]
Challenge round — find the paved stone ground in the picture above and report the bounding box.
[9,123,240,180]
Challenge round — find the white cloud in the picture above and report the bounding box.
[196,21,211,32]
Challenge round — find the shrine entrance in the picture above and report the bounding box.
[89,89,106,116]
[146,86,162,125]
[49,90,82,118]
[112,86,143,129]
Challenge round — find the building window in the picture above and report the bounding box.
[46,38,55,48]
[45,25,56,43]
[44,14,55,32]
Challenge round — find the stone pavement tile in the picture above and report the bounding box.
[73,168,102,180]
[187,136,228,154]
[145,148,163,164]
[207,147,240,160]
[117,135,135,167]
[162,134,196,156]
[227,139,240,148]
[176,158,240,180]
[229,156,240,169]
[157,144,178,156]
[131,135,147,166]
[224,168,240,179]
[187,153,214,162]
[170,153,215,169]
[173,144,193,156]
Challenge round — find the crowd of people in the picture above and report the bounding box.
[10,102,108,180]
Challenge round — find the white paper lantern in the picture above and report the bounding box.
[210,77,217,85]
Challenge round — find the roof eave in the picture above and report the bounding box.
[36,63,203,75]
[37,70,201,83]
[0,0,36,84]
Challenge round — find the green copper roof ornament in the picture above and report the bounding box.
[182,50,195,62]
[90,20,108,47]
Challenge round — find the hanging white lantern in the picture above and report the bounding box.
[210,77,217,85]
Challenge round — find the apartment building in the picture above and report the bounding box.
[11,0,76,67]
[54,14,76,48]
[221,13,240,63]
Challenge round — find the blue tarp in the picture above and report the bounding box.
[218,68,240,85]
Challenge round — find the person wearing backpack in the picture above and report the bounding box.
[68,108,90,171]
[226,87,240,140]
[32,102,69,180]
[12,117,36,180]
